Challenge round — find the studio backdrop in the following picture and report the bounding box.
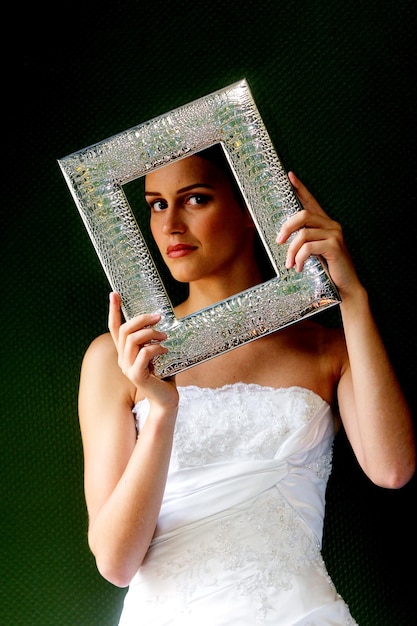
[3,1,416,624]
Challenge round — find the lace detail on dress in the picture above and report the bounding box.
[144,490,324,622]
[120,385,358,625]
[307,451,333,481]
[134,384,327,472]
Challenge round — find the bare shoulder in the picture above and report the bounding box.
[80,332,137,415]
[297,319,347,371]
[270,320,348,404]
[83,331,117,363]
[281,319,345,352]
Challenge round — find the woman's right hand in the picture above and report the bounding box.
[108,292,179,409]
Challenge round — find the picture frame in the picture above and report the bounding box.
[58,79,340,378]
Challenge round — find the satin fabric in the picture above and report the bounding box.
[118,384,357,625]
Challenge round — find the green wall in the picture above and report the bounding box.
[3,1,416,624]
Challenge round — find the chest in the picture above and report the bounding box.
[176,329,338,406]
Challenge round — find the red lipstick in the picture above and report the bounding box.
[166,243,196,258]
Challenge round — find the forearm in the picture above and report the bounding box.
[338,287,415,487]
[88,407,177,587]
[280,173,415,485]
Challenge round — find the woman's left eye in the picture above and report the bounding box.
[187,194,209,206]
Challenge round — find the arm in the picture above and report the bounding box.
[78,294,179,587]
[277,172,415,488]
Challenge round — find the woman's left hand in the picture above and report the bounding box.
[276,172,362,299]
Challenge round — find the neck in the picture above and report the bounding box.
[175,265,264,318]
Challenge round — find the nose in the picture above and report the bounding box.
[161,207,186,235]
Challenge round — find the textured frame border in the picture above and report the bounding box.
[59,79,340,377]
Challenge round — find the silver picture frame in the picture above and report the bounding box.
[59,79,340,378]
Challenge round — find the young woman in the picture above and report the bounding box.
[78,146,415,625]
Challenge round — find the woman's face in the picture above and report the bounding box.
[144,154,255,284]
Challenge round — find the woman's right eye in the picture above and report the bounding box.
[150,199,168,212]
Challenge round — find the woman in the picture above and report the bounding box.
[78,146,415,624]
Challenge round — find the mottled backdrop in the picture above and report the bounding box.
[3,1,416,624]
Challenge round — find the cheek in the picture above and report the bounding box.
[213,212,246,241]
[199,218,231,249]
[204,218,224,238]
[150,214,161,235]
[150,219,163,248]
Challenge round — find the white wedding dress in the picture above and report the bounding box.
[118,383,358,625]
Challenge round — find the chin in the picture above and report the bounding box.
[166,263,200,284]
[171,272,197,284]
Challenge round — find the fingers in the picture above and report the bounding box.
[119,323,167,368]
[287,172,326,216]
[278,210,330,241]
[281,216,342,271]
[108,292,168,380]
[286,230,337,272]
[276,173,342,272]
[277,173,328,246]
[108,292,123,344]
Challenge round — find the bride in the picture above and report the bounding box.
[78,145,415,624]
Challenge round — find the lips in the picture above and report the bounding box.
[166,243,197,258]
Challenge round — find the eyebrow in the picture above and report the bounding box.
[144,183,215,196]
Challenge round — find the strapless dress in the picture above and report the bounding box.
[118,383,357,625]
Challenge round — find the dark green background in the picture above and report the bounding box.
[3,1,416,624]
